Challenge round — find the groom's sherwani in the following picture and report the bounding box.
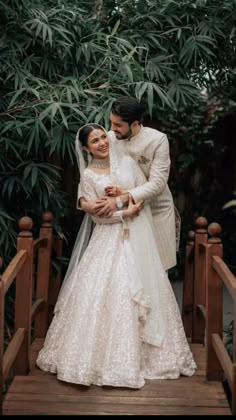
[109,126,180,271]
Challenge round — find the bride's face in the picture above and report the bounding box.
[86,129,109,160]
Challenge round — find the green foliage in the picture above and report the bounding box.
[0,0,236,269]
[155,94,236,279]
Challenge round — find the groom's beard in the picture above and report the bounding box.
[114,127,132,140]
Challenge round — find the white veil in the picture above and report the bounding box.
[54,125,99,313]
[54,123,122,313]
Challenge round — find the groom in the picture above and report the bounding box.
[79,96,180,271]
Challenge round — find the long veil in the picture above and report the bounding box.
[54,125,97,313]
[54,123,122,313]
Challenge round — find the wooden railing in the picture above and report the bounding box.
[1,213,235,414]
[0,212,62,414]
[182,216,236,414]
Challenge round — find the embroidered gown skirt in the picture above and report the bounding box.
[36,218,196,388]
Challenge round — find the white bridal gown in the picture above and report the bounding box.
[36,155,196,388]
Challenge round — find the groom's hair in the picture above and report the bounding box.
[111,96,144,125]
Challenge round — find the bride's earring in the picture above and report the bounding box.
[87,152,92,164]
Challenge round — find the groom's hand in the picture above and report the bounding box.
[80,197,110,215]
[94,196,117,217]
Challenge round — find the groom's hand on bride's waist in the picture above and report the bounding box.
[80,197,111,215]
[94,196,117,217]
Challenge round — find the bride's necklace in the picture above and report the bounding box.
[90,158,110,169]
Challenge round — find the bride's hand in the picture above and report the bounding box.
[124,195,145,218]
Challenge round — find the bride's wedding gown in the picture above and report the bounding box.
[36,155,196,388]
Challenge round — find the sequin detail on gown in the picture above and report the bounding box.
[36,166,196,388]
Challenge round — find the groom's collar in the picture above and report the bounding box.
[127,124,143,141]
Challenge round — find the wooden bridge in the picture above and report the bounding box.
[0,213,235,415]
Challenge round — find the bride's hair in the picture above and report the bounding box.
[78,124,105,147]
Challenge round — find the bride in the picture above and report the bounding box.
[36,123,196,388]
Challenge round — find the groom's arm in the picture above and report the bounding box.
[128,133,170,204]
[93,134,170,217]
[78,195,110,215]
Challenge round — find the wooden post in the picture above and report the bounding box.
[205,222,223,381]
[14,217,34,375]
[182,230,195,338]
[0,257,4,414]
[34,212,53,338]
[192,216,208,343]
[48,236,63,325]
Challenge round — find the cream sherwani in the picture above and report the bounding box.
[109,126,179,271]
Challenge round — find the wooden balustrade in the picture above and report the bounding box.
[1,211,235,414]
[192,216,208,343]
[0,212,62,414]
[182,216,236,414]
[34,211,53,338]
[205,222,223,382]
[182,230,195,338]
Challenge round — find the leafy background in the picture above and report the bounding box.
[1,0,236,279]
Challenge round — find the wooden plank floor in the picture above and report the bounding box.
[3,339,231,415]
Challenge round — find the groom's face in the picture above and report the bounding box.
[109,112,133,140]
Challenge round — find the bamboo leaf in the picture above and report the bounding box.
[8,88,25,108]
[110,20,120,37]
[58,105,68,129]
[123,63,133,82]
[135,82,148,101]
[147,83,153,118]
